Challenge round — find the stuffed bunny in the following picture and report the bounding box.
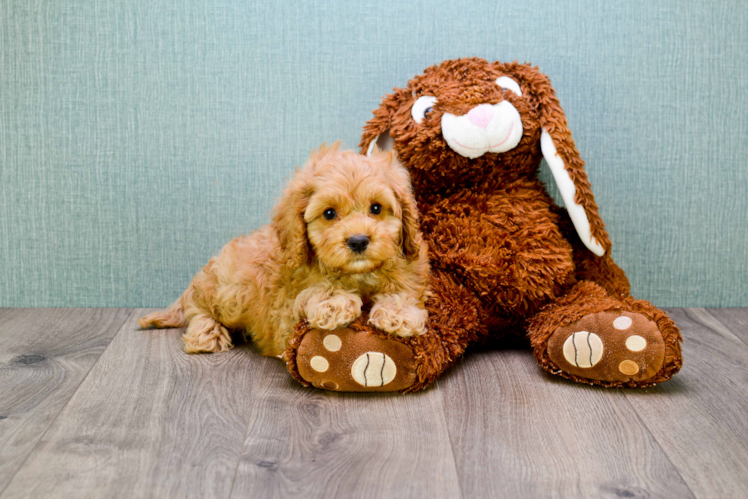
[285,58,683,392]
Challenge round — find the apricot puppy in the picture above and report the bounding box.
[139,143,430,357]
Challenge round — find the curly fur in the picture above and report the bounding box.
[139,144,430,356]
[286,58,683,391]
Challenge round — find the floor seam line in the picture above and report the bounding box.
[621,387,697,499]
[0,308,133,497]
[701,307,748,349]
[436,379,466,499]
[227,356,266,498]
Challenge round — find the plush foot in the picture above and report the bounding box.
[293,327,417,392]
[547,311,665,383]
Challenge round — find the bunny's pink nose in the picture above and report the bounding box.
[467,104,495,130]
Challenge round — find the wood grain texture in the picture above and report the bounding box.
[1,309,262,498]
[440,346,694,498]
[623,308,748,498]
[230,358,462,498]
[0,308,131,493]
[3,308,748,498]
[707,307,748,344]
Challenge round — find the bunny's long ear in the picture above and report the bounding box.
[522,67,611,257]
[360,90,408,156]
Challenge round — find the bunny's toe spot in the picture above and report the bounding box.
[619,360,640,376]
[613,316,633,330]
[310,356,329,372]
[625,335,647,352]
[323,334,342,352]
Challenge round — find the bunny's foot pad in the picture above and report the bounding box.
[547,311,665,383]
[295,328,417,392]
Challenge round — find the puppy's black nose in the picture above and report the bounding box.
[347,235,370,253]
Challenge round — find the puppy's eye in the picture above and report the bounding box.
[411,96,437,124]
[370,203,382,215]
[323,208,337,220]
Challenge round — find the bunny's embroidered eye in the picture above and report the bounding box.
[496,76,522,97]
[370,203,382,215]
[411,96,438,124]
[323,208,337,220]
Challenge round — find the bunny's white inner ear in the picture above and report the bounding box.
[541,128,604,257]
[367,130,394,156]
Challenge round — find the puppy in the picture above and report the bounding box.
[138,143,430,357]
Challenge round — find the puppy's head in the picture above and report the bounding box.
[273,143,423,274]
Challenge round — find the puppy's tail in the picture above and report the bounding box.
[138,287,191,329]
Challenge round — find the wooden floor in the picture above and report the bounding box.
[1,308,748,498]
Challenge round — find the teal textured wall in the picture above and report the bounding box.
[1,0,746,307]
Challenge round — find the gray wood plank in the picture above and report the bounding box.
[0,308,131,494]
[440,346,694,498]
[707,307,748,345]
[230,360,462,498]
[8,307,746,497]
[623,308,748,498]
[672,308,745,346]
[2,309,262,498]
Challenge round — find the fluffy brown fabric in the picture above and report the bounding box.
[285,58,683,392]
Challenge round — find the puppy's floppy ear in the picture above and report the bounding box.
[378,151,423,261]
[506,64,611,257]
[272,157,315,269]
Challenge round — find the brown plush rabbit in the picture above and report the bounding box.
[285,58,683,392]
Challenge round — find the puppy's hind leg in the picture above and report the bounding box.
[139,286,232,353]
[182,314,234,353]
[138,287,192,329]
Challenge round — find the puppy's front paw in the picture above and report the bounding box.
[305,292,363,330]
[368,295,427,337]
[182,314,233,353]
